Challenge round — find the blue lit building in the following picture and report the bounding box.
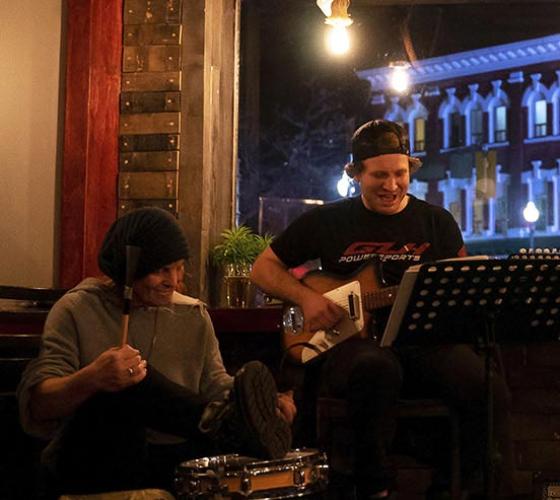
[358,34,560,254]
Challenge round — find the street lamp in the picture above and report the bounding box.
[337,171,355,197]
[389,60,411,94]
[522,201,540,249]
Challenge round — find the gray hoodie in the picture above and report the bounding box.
[17,278,233,440]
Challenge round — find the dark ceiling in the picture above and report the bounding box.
[334,1,560,69]
[254,0,560,93]
[255,1,560,70]
[251,0,560,114]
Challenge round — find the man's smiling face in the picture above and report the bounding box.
[355,153,410,215]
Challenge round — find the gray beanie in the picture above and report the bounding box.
[98,208,189,285]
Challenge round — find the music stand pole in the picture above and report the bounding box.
[481,311,497,500]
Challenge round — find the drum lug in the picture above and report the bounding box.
[189,478,201,492]
[293,465,306,486]
[311,463,330,482]
[241,467,253,495]
[217,483,230,497]
[174,474,201,498]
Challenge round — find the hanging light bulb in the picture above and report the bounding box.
[327,25,350,55]
[317,0,353,56]
[389,61,411,94]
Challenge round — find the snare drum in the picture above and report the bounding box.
[175,449,328,499]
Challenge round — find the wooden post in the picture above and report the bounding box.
[180,0,240,302]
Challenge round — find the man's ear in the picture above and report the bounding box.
[409,157,422,174]
[344,161,361,179]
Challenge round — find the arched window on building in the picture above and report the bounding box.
[438,173,471,234]
[494,106,507,142]
[465,84,485,146]
[486,80,510,144]
[535,99,548,137]
[405,94,428,154]
[548,70,560,136]
[470,108,483,145]
[450,111,464,148]
[414,117,426,152]
[522,73,551,140]
[438,88,464,149]
[522,160,560,232]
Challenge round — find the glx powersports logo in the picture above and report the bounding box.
[338,242,431,264]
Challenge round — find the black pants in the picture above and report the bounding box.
[40,368,216,498]
[318,338,513,497]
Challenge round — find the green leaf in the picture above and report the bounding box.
[210,226,274,266]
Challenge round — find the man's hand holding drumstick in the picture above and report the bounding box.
[120,245,141,347]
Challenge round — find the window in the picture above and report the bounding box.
[494,106,507,142]
[470,108,483,145]
[450,112,464,147]
[414,117,425,152]
[534,99,547,137]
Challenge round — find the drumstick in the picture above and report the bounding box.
[121,245,141,347]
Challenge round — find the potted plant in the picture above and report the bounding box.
[211,226,273,307]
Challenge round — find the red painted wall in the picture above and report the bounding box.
[60,0,122,287]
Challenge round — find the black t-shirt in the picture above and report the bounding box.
[270,195,465,285]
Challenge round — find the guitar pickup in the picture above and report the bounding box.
[347,292,360,320]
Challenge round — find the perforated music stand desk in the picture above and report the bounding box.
[381,257,560,500]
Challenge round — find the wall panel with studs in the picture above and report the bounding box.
[119,0,182,217]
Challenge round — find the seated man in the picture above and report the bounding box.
[18,207,295,499]
[251,120,514,499]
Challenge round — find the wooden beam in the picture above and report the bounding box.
[59,0,122,288]
[180,0,240,302]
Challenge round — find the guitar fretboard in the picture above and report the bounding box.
[363,286,398,311]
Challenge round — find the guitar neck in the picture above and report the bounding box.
[363,285,398,311]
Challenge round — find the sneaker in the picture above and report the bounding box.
[199,361,292,459]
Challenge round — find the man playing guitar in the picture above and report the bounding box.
[251,120,514,499]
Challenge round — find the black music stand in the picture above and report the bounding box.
[381,257,560,500]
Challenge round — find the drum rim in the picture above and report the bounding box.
[177,449,324,473]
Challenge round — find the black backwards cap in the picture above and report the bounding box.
[98,207,189,285]
[350,119,421,173]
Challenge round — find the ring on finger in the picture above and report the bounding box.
[127,367,134,377]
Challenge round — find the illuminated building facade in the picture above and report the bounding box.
[358,34,560,253]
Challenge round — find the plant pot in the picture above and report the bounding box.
[223,263,253,308]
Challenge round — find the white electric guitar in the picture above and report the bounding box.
[281,263,398,364]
